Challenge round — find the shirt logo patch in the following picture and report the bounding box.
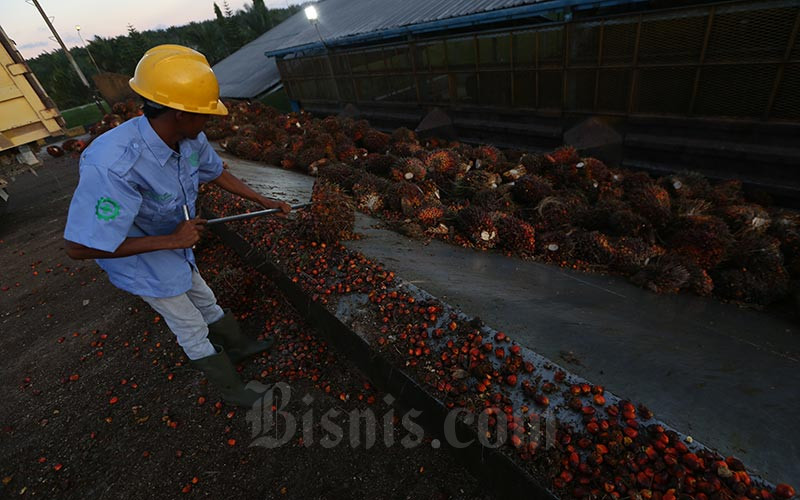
[188,151,199,167]
[142,190,175,203]
[95,197,120,221]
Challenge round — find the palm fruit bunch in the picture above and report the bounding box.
[518,153,549,175]
[361,129,391,153]
[352,173,390,214]
[390,141,425,158]
[624,183,672,228]
[574,231,616,267]
[320,115,342,135]
[711,235,790,304]
[317,163,361,191]
[455,206,498,249]
[706,179,746,207]
[296,181,355,244]
[452,171,501,199]
[335,141,361,162]
[259,145,285,166]
[472,186,516,214]
[347,119,371,142]
[666,215,733,269]
[546,145,580,166]
[716,204,771,236]
[630,256,694,294]
[391,127,417,144]
[296,147,327,170]
[535,230,576,264]
[390,157,427,182]
[526,193,587,233]
[577,198,651,239]
[511,175,554,206]
[609,236,662,274]
[425,149,462,185]
[385,181,425,214]
[473,145,506,170]
[414,202,446,227]
[769,211,800,278]
[363,153,397,176]
[492,212,536,257]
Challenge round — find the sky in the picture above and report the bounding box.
[3,0,303,59]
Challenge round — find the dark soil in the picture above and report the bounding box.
[0,155,493,499]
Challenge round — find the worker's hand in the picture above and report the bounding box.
[257,196,291,216]
[171,218,207,248]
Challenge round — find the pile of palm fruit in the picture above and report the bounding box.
[213,101,799,307]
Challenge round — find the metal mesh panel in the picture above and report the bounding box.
[418,73,449,103]
[385,47,412,72]
[771,63,800,120]
[479,72,511,107]
[513,32,537,67]
[694,65,777,117]
[538,28,564,68]
[635,66,695,114]
[706,7,797,63]
[513,71,536,107]
[638,14,707,64]
[597,69,631,112]
[601,21,637,65]
[336,78,356,102]
[538,70,562,109]
[479,34,512,69]
[569,24,600,65]
[383,75,417,103]
[447,37,476,70]
[418,42,447,71]
[565,69,596,111]
[453,73,478,104]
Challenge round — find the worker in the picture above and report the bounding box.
[63,45,289,407]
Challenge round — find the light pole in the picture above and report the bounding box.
[75,25,101,75]
[304,5,341,105]
[28,0,105,115]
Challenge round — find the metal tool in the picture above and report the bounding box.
[205,202,311,226]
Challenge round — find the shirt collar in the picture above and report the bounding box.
[137,116,179,167]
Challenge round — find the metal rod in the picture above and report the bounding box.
[206,202,311,226]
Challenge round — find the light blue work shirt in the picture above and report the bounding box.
[64,116,223,298]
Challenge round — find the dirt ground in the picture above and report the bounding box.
[0,154,494,499]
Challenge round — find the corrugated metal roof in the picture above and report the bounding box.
[214,0,630,98]
[214,0,561,98]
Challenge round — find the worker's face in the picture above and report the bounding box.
[175,111,211,140]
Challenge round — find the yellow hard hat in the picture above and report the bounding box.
[129,44,228,116]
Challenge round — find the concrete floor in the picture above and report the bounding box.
[219,151,800,484]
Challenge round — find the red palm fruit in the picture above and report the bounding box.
[775,484,795,499]
[47,145,64,157]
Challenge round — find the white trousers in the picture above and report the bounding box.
[139,269,224,360]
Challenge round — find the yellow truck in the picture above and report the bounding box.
[0,25,65,206]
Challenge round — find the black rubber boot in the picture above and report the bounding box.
[207,309,273,364]
[189,345,268,408]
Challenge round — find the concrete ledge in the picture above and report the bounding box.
[208,213,556,500]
